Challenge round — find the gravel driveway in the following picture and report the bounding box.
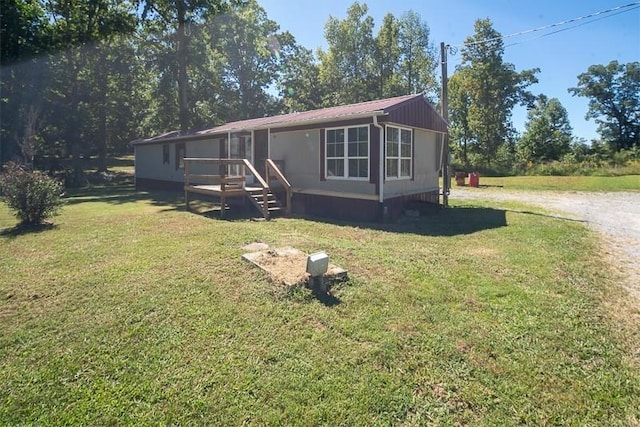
[451,187,640,301]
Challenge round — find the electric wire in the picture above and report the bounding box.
[504,5,640,48]
[450,2,640,49]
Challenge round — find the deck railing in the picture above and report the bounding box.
[183,158,273,219]
[265,159,291,216]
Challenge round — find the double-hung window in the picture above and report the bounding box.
[325,126,369,180]
[386,125,412,179]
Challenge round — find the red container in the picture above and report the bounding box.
[469,172,479,187]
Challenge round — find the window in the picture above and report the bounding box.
[163,144,170,164]
[325,125,369,180]
[175,143,186,170]
[386,125,412,179]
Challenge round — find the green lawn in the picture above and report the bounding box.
[1,184,638,425]
[468,174,640,191]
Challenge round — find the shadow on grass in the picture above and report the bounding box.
[504,208,587,224]
[280,283,342,307]
[311,288,341,306]
[299,205,508,237]
[64,183,184,212]
[61,184,510,237]
[1,222,58,239]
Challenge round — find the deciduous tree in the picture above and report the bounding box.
[451,19,538,166]
[44,0,137,183]
[0,0,51,164]
[397,10,438,100]
[277,44,323,113]
[139,0,234,131]
[569,60,640,150]
[318,2,376,106]
[211,0,293,120]
[373,13,402,98]
[518,95,573,163]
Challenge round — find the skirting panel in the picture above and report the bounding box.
[384,191,440,219]
[292,193,383,222]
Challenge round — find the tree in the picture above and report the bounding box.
[318,2,376,106]
[569,61,640,150]
[518,95,573,163]
[397,10,438,100]
[277,44,323,113]
[43,0,138,183]
[139,0,233,131]
[0,0,51,165]
[450,19,538,166]
[448,68,473,166]
[86,34,148,171]
[212,0,292,120]
[373,13,402,98]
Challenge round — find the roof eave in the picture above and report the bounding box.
[208,110,388,134]
[132,111,388,145]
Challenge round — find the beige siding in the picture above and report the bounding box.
[270,129,376,196]
[134,143,180,182]
[189,138,221,158]
[187,138,222,176]
[134,138,221,182]
[384,129,440,198]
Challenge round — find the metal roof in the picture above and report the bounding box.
[134,94,445,144]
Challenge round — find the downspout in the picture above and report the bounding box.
[372,114,384,205]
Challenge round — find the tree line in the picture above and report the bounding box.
[1,0,638,184]
[449,19,639,173]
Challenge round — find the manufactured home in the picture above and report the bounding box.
[132,94,448,222]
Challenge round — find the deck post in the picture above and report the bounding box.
[262,187,269,219]
[184,159,190,211]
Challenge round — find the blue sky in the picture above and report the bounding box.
[259,0,640,142]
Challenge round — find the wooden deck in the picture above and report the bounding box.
[185,184,263,196]
[183,158,291,219]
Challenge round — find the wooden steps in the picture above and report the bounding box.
[245,188,283,219]
[184,158,291,220]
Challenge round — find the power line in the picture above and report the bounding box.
[451,2,640,49]
[504,5,640,48]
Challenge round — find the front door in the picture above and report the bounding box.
[228,132,253,183]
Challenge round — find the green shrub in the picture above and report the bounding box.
[0,162,64,226]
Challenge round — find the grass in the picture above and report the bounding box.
[1,184,639,425]
[467,175,640,191]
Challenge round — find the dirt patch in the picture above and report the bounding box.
[242,247,347,286]
[254,249,310,285]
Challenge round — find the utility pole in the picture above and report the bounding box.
[440,42,450,207]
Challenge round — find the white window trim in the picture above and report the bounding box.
[325,125,370,181]
[385,125,413,181]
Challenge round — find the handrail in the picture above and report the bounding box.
[184,158,266,185]
[241,159,269,218]
[242,159,268,189]
[265,159,291,216]
[184,158,286,219]
[265,159,291,188]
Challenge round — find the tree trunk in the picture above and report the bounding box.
[176,1,189,131]
[95,46,108,173]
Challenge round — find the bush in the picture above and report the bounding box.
[0,162,64,226]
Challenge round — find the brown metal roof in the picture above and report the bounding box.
[135,94,446,144]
